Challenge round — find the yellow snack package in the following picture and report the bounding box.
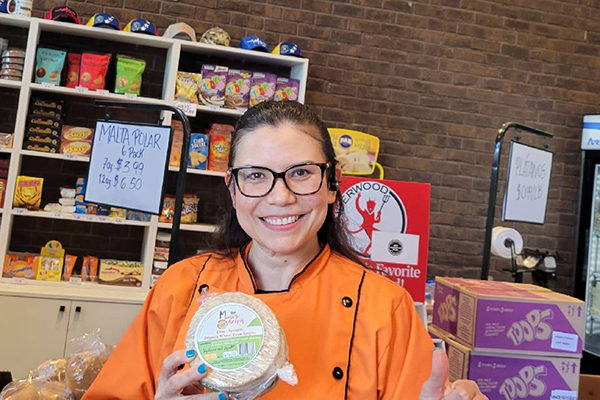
[36,240,65,282]
[328,129,381,175]
[175,71,201,104]
[14,176,44,210]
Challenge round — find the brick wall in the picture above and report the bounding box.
[30,0,600,294]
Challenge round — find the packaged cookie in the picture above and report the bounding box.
[274,77,299,101]
[79,52,111,90]
[25,134,60,146]
[249,72,276,107]
[32,97,64,112]
[199,65,228,107]
[175,71,201,103]
[224,69,251,110]
[23,141,60,153]
[114,54,146,95]
[159,195,176,223]
[27,125,60,138]
[169,120,183,167]
[66,52,81,88]
[188,133,209,170]
[34,47,66,85]
[62,125,93,141]
[181,194,198,224]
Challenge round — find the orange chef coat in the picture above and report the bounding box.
[83,244,433,399]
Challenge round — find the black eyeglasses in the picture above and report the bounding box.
[230,162,332,197]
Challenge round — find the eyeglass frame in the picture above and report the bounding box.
[229,162,333,198]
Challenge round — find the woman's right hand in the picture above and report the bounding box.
[155,349,227,400]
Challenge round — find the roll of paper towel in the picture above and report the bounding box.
[491,226,523,259]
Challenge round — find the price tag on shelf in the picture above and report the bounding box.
[174,101,197,117]
[41,82,56,88]
[207,105,222,111]
[11,277,25,284]
[69,276,82,284]
[75,86,89,93]
[97,89,110,96]
[124,93,138,100]
[73,213,83,221]
[12,208,26,215]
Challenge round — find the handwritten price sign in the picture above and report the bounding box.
[85,120,171,214]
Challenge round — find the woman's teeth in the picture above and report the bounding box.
[263,215,300,226]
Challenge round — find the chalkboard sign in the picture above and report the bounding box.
[85,120,172,214]
[502,141,553,224]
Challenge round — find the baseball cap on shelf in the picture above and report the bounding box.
[123,18,157,35]
[199,27,230,46]
[272,41,301,57]
[163,22,196,41]
[238,36,268,52]
[45,6,81,24]
[86,13,121,30]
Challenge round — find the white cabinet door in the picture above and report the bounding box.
[64,300,141,356]
[0,295,70,380]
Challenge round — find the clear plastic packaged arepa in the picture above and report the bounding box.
[185,291,297,400]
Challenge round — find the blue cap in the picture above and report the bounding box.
[124,18,157,35]
[272,41,301,57]
[238,36,268,52]
[86,13,121,30]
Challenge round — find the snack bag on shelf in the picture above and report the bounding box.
[199,64,228,107]
[181,194,199,224]
[79,52,111,90]
[60,126,94,156]
[249,72,276,107]
[66,52,81,88]
[98,259,143,287]
[188,133,209,169]
[207,132,231,172]
[159,195,176,223]
[36,240,65,282]
[109,207,126,218]
[3,252,38,279]
[114,54,146,95]
[62,254,77,281]
[274,77,299,101]
[81,256,99,282]
[169,120,183,167]
[34,47,66,86]
[0,177,6,207]
[126,210,151,221]
[0,132,13,149]
[224,69,251,110]
[175,71,201,103]
[13,175,43,210]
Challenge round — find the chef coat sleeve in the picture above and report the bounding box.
[378,291,434,400]
[82,278,175,399]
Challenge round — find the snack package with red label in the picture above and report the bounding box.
[79,52,111,90]
[66,52,81,88]
[208,132,231,172]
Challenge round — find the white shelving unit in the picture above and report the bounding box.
[0,13,309,301]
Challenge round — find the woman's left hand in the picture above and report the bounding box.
[419,348,488,400]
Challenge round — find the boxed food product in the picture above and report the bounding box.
[3,252,38,279]
[169,120,183,167]
[199,65,228,107]
[224,69,251,110]
[208,132,231,172]
[432,277,584,357]
[79,52,111,90]
[153,247,169,262]
[151,261,168,288]
[98,259,143,287]
[14,176,43,209]
[274,77,299,101]
[31,107,63,120]
[23,141,59,153]
[34,47,66,85]
[175,71,201,104]
[114,54,146,95]
[36,240,65,282]
[188,133,209,169]
[249,72,276,107]
[431,326,580,400]
[61,125,94,142]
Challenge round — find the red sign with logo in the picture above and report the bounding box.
[340,176,430,302]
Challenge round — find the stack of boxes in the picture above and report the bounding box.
[431,277,584,399]
[24,97,64,153]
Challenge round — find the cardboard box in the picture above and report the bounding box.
[433,277,584,357]
[98,259,143,287]
[579,374,600,400]
[431,326,580,400]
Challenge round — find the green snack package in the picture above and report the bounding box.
[114,54,146,95]
[34,47,67,85]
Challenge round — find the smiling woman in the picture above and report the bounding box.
[82,101,487,400]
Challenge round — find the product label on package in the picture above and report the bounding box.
[550,390,577,400]
[194,303,264,371]
[551,331,578,352]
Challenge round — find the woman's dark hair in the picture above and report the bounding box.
[213,100,363,265]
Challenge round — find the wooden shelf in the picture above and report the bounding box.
[29,83,165,105]
[0,79,22,89]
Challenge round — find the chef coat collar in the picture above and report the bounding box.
[237,241,329,294]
